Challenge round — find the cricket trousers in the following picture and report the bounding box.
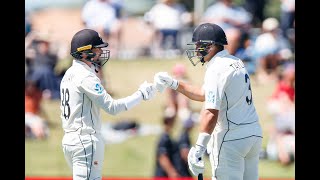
[62,133,105,180]
[208,133,262,180]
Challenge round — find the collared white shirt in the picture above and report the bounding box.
[202,50,262,140]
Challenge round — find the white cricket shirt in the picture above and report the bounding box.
[203,50,262,141]
[60,60,143,137]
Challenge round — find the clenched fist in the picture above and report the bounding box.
[154,72,179,91]
[138,81,156,100]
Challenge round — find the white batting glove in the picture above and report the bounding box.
[138,81,156,100]
[154,72,179,90]
[188,145,206,176]
[153,74,167,93]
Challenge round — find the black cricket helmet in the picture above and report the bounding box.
[186,23,228,66]
[70,29,110,67]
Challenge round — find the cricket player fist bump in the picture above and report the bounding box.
[153,72,179,92]
[188,132,211,176]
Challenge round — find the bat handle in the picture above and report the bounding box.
[197,157,203,180]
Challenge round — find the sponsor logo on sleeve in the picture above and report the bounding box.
[206,91,215,103]
[94,83,103,94]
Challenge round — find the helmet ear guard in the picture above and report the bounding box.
[70,51,82,59]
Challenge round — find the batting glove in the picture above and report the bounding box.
[153,74,167,93]
[138,81,156,100]
[154,72,179,90]
[188,145,206,176]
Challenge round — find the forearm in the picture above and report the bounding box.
[101,91,143,115]
[115,91,143,111]
[158,154,179,177]
[199,109,218,134]
[180,148,189,162]
[194,109,218,152]
[176,81,205,102]
[166,89,177,107]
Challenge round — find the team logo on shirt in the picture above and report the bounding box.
[206,91,215,103]
[95,83,103,94]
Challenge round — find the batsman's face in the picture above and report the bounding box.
[92,47,110,67]
[91,48,102,61]
[194,43,202,56]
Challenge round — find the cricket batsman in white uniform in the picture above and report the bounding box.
[60,29,156,180]
[154,23,263,180]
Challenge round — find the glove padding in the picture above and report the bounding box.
[188,146,206,176]
[154,72,179,90]
[138,81,156,100]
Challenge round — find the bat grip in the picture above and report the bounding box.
[197,157,203,180]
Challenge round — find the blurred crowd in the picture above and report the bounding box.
[25,0,295,166]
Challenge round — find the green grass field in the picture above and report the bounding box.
[25,57,294,178]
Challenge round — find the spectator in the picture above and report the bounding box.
[144,0,192,56]
[164,63,194,124]
[243,0,266,27]
[252,17,293,83]
[234,31,256,75]
[270,63,295,102]
[266,63,295,165]
[154,115,180,178]
[81,0,121,91]
[279,0,295,53]
[174,116,196,177]
[160,63,198,177]
[25,12,32,37]
[200,0,253,55]
[279,0,295,39]
[25,80,50,140]
[81,0,122,52]
[25,31,37,77]
[110,0,124,19]
[25,32,61,99]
